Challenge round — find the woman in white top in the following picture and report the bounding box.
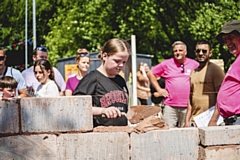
[34,59,60,97]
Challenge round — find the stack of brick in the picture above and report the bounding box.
[0,97,240,159]
[199,126,240,160]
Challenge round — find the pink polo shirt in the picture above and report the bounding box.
[217,55,240,118]
[152,58,199,107]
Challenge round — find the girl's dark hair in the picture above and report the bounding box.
[34,59,54,80]
[34,59,60,91]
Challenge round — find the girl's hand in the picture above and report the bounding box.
[102,106,122,119]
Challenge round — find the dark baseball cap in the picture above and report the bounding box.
[216,20,240,43]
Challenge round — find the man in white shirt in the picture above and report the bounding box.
[0,48,27,97]
[22,46,66,96]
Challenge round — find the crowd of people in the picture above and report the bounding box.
[0,19,240,128]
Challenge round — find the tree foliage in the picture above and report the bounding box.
[189,1,240,70]
[0,0,239,70]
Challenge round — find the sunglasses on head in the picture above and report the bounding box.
[0,56,5,61]
[36,46,47,52]
[78,52,89,57]
[195,49,207,54]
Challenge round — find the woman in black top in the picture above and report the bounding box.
[74,38,130,127]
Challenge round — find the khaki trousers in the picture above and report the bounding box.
[163,105,187,128]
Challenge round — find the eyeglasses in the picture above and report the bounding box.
[195,49,207,54]
[36,46,47,52]
[181,64,184,73]
[0,56,5,61]
[78,52,89,57]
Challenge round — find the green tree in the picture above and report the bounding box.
[44,0,119,65]
[1,0,239,70]
[189,0,240,70]
[0,0,26,47]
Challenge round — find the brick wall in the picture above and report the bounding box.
[0,97,239,159]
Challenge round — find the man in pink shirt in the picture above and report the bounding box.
[147,41,199,128]
[209,20,240,125]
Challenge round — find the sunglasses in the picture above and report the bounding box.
[222,34,238,43]
[78,52,89,57]
[195,49,207,54]
[36,46,47,52]
[181,64,184,73]
[0,56,5,61]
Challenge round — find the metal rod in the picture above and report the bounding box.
[131,35,138,105]
[33,0,36,48]
[25,0,28,69]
